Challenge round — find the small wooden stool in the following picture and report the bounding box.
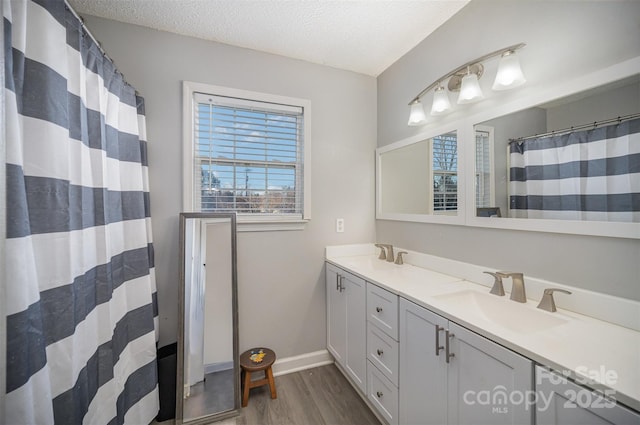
[240,348,277,407]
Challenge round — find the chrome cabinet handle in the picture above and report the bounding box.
[435,325,445,356]
[377,349,383,356]
[376,306,383,313]
[376,391,383,398]
[445,330,455,363]
[336,273,340,291]
[339,275,345,292]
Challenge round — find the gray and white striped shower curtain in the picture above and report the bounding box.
[509,118,640,222]
[4,0,159,423]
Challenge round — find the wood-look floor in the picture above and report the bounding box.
[184,369,235,420]
[237,364,382,425]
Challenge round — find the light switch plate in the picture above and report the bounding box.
[336,218,344,233]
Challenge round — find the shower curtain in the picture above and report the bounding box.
[509,118,640,222]
[4,1,159,424]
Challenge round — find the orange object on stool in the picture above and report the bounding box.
[240,347,277,407]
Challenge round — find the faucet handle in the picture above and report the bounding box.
[395,251,408,265]
[484,271,506,296]
[537,288,572,312]
[374,244,387,260]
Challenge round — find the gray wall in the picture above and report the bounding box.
[546,80,640,130]
[83,16,377,353]
[377,0,640,300]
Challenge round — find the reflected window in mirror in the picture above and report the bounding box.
[475,125,495,210]
[379,130,458,216]
[431,132,458,214]
[474,74,640,222]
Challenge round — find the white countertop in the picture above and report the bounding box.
[326,253,640,413]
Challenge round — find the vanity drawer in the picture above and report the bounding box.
[367,361,399,425]
[367,283,399,340]
[367,323,399,386]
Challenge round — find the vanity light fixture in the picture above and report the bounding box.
[457,66,484,104]
[430,84,452,115]
[408,99,428,125]
[492,49,527,90]
[407,43,526,126]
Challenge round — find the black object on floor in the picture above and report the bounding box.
[157,343,177,421]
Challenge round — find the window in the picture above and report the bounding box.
[475,125,495,209]
[183,82,311,230]
[430,132,458,213]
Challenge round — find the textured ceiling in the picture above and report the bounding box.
[67,0,469,76]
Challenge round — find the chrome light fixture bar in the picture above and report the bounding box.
[407,43,526,126]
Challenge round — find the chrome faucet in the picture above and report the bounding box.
[537,288,572,312]
[374,244,387,260]
[380,244,395,262]
[498,271,527,303]
[374,244,394,262]
[484,271,507,296]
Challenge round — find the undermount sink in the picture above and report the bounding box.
[433,290,569,334]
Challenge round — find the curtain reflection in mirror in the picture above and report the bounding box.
[475,74,640,223]
[509,118,640,222]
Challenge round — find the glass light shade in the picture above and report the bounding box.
[492,51,526,90]
[430,86,451,116]
[407,100,427,126]
[457,73,484,104]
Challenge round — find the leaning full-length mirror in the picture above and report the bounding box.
[177,213,240,425]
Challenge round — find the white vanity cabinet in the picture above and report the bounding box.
[366,283,400,424]
[326,263,367,393]
[535,366,640,425]
[399,298,534,425]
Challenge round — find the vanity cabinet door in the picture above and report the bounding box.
[325,263,367,393]
[326,263,346,365]
[399,298,448,425]
[399,298,534,425]
[343,270,367,393]
[447,322,533,425]
[535,366,640,425]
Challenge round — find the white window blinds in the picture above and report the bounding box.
[431,133,458,212]
[475,129,492,208]
[193,93,305,217]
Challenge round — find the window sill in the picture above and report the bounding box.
[237,218,309,232]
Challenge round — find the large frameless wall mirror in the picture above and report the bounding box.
[473,74,639,224]
[377,130,462,223]
[177,213,240,425]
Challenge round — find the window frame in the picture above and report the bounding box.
[429,133,458,215]
[474,125,496,209]
[183,81,311,231]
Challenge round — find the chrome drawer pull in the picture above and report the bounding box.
[376,306,383,313]
[446,330,455,363]
[376,391,383,398]
[377,349,383,356]
[435,325,444,356]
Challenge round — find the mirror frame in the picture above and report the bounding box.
[376,56,640,239]
[176,212,240,425]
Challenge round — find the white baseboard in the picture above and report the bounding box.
[204,361,234,374]
[271,349,334,377]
